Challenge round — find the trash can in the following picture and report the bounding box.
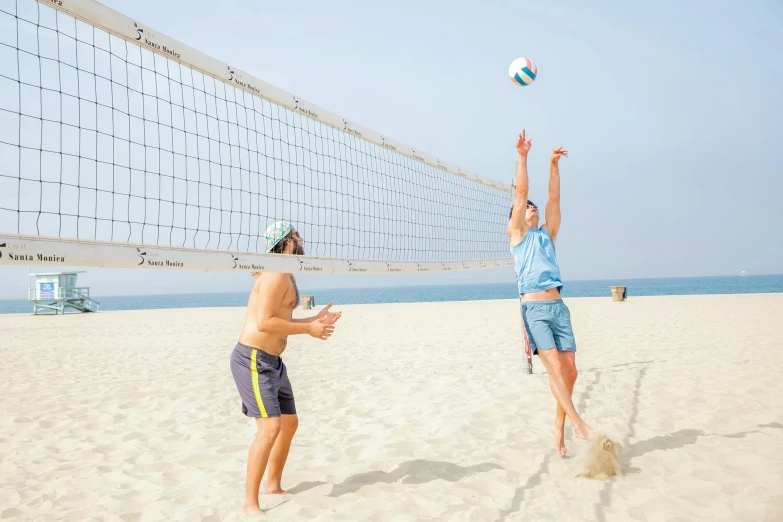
[609,286,627,302]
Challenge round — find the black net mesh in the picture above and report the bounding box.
[0,0,511,262]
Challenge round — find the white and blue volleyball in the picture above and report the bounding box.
[509,57,537,86]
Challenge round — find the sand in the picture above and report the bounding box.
[1,293,782,521]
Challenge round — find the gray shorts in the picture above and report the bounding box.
[230,342,296,418]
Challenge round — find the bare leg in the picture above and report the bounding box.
[244,416,282,515]
[551,351,578,456]
[265,414,298,494]
[537,348,591,441]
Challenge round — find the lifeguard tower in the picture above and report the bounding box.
[28,272,100,315]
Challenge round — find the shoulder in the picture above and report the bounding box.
[510,228,537,249]
[540,225,557,244]
[509,231,526,248]
[258,272,292,291]
[258,272,282,282]
[260,272,290,280]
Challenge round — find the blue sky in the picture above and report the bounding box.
[1,0,781,297]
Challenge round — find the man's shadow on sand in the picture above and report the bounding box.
[619,422,782,474]
[626,423,781,459]
[327,459,503,497]
[285,459,503,498]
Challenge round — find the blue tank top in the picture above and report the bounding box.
[511,227,563,295]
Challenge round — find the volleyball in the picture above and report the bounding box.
[509,58,537,87]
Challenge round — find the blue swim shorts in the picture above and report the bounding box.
[520,299,577,355]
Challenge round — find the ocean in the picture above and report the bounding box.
[1,275,782,315]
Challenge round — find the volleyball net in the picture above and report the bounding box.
[0,0,512,274]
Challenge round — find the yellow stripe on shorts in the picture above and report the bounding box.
[250,349,268,418]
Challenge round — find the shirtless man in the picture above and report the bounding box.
[507,129,592,456]
[230,221,341,515]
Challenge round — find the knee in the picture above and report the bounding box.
[547,361,565,380]
[542,353,563,375]
[256,418,282,442]
[548,359,577,383]
[557,356,577,383]
[285,415,299,434]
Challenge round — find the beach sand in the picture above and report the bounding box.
[1,293,782,521]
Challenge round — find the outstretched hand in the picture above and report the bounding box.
[307,303,341,340]
[550,146,568,164]
[516,129,532,157]
[315,302,342,325]
[308,318,335,340]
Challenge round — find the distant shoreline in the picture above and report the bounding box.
[3,292,783,317]
[2,275,783,315]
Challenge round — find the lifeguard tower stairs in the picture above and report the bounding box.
[28,272,100,315]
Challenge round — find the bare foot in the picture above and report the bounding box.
[573,423,593,441]
[551,425,567,456]
[242,504,263,516]
[264,486,287,495]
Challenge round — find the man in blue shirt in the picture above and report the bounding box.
[508,129,592,456]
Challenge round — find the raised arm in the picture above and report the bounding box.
[255,274,336,339]
[543,146,568,243]
[507,129,532,243]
